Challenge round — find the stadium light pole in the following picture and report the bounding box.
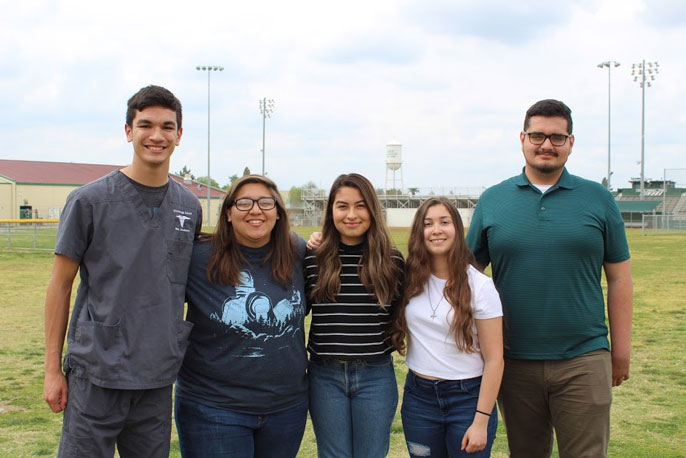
[259,98,274,176]
[632,60,659,200]
[196,65,224,226]
[597,61,620,191]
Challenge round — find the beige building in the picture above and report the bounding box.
[0,159,225,224]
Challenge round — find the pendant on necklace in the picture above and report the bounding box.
[428,277,442,320]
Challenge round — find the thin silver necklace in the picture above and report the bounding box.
[427,276,445,320]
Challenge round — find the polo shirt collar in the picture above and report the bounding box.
[515,167,577,190]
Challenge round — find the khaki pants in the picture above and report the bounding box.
[499,349,612,458]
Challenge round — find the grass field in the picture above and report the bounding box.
[0,223,58,251]
[0,228,684,457]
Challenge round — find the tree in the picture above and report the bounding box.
[289,186,302,203]
[408,187,420,197]
[243,167,251,176]
[223,174,240,191]
[177,165,195,180]
[289,181,320,203]
[601,172,613,190]
[196,176,220,189]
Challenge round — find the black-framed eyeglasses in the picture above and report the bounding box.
[524,132,571,146]
[232,197,277,211]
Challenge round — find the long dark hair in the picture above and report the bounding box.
[311,173,400,307]
[206,174,294,287]
[392,197,477,353]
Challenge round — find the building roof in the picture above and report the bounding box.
[616,200,661,213]
[172,175,226,199]
[0,159,225,198]
[0,159,122,185]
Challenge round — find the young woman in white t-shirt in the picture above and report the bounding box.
[392,197,504,457]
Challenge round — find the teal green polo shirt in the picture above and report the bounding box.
[466,168,630,360]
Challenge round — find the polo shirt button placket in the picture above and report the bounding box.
[538,195,548,220]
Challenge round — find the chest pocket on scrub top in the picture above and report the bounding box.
[167,239,193,284]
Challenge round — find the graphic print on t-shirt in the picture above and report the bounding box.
[209,270,303,350]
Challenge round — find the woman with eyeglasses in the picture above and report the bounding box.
[392,197,503,458]
[174,175,308,458]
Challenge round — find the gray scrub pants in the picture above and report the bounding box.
[57,374,173,458]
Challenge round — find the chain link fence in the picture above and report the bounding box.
[641,214,686,235]
[0,220,59,250]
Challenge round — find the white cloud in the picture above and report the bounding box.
[0,0,683,192]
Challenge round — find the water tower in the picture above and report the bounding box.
[385,142,404,194]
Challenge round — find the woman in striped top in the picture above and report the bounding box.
[304,173,404,458]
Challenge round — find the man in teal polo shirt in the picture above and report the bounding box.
[466,99,633,458]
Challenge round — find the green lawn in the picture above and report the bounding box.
[0,223,58,251]
[0,229,684,457]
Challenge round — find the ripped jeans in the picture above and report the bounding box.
[401,371,497,458]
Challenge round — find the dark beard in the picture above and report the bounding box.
[530,162,561,174]
[529,151,563,174]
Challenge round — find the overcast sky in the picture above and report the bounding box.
[2,0,684,192]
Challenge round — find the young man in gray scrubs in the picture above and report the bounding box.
[43,85,202,457]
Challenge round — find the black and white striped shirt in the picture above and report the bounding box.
[304,242,404,360]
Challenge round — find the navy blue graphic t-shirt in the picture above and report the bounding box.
[175,236,308,414]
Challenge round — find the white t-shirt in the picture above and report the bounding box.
[533,184,553,194]
[405,265,503,380]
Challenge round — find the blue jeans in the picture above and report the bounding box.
[401,371,497,458]
[174,395,308,458]
[308,354,398,458]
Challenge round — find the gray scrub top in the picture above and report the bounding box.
[55,171,202,389]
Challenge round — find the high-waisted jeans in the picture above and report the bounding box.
[308,354,398,458]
